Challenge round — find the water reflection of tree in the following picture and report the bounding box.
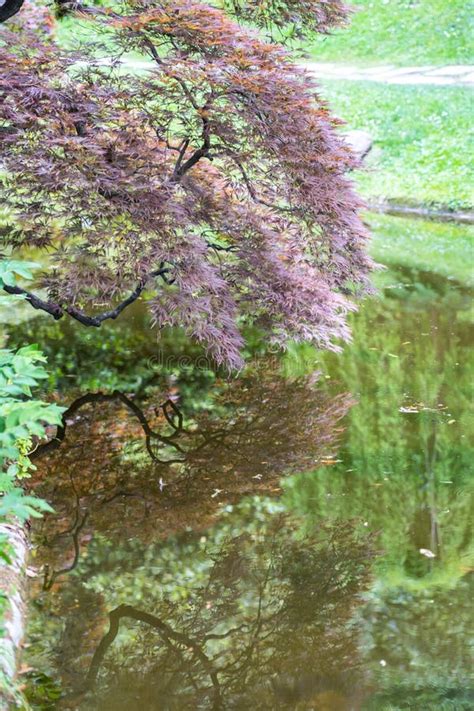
[23,368,371,708]
[29,367,352,585]
[285,275,473,582]
[37,514,375,710]
[282,274,474,708]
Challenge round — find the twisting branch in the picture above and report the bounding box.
[228,154,299,215]
[43,508,89,591]
[85,604,223,709]
[141,36,214,179]
[173,105,212,178]
[2,266,171,327]
[32,391,187,465]
[172,137,190,175]
[0,0,25,22]
[207,243,237,253]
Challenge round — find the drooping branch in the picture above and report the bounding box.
[0,0,25,23]
[32,391,187,464]
[2,266,171,327]
[85,604,222,709]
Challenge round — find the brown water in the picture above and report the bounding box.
[10,265,473,709]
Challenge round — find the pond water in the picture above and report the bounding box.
[8,263,473,709]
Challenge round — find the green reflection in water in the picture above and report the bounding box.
[30,506,375,710]
[19,265,473,710]
[280,267,474,708]
[284,267,473,585]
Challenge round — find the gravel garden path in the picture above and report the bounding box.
[304,62,474,87]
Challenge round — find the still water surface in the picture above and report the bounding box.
[12,265,473,709]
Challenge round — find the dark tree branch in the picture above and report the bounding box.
[174,110,212,178]
[172,137,190,175]
[2,266,171,327]
[2,283,64,319]
[206,242,237,253]
[228,155,299,215]
[142,37,200,111]
[161,398,184,435]
[0,0,25,22]
[32,391,187,465]
[85,604,222,709]
[141,37,213,178]
[43,508,89,591]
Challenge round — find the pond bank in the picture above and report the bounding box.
[367,214,474,287]
[0,522,29,709]
[367,202,474,225]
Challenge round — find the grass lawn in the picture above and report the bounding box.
[367,213,474,286]
[320,80,474,210]
[304,0,473,66]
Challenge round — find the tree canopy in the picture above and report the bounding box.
[0,0,372,368]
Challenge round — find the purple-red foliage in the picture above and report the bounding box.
[0,0,372,368]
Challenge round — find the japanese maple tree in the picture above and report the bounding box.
[0,0,372,368]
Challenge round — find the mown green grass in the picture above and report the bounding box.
[305,0,473,66]
[321,80,474,210]
[367,213,474,286]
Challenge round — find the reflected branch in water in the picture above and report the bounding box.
[85,604,223,710]
[42,489,89,591]
[26,372,354,607]
[42,510,88,592]
[32,390,187,465]
[64,518,375,710]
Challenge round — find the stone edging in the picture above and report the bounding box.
[367,202,474,225]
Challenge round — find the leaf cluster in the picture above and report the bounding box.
[1,0,372,368]
[0,344,63,521]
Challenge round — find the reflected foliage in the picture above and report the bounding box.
[26,507,374,710]
[285,268,473,583]
[282,268,473,708]
[28,365,351,583]
[21,266,474,710]
[360,578,474,710]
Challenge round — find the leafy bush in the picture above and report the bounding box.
[0,344,64,521]
[0,327,63,705]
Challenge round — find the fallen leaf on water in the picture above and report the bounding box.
[419,548,436,559]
